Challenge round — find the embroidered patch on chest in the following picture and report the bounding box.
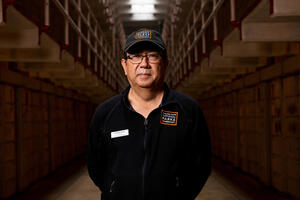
[160,110,178,126]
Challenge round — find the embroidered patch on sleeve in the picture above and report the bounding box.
[160,110,178,126]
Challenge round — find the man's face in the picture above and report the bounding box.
[121,50,167,89]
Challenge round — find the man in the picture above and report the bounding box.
[87,28,211,200]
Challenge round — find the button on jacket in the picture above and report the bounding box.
[87,85,211,200]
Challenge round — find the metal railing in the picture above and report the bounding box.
[0,0,4,25]
[44,0,127,90]
[164,0,238,87]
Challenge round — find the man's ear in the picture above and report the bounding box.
[121,59,128,75]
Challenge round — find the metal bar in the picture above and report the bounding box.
[94,49,98,72]
[94,27,98,72]
[108,68,111,86]
[178,66,181,82]
[64,0,69,47]
[112,25,116,58]
[213,0,218,41]
[174,0,225,75]
[70,0,118,79]
[171,24,174,60]
[0,0,3,24]
[183,58,187,76]
[201,10,206,55]
[180,0,197,37]
[193,10,198,63]
[82,0,104,34]
[100,59,104,79]
[70,0,101,37]
[51,0,81,42]
[230,0,236,22]
[109,74,112,89]
[189,0,225,53]
[103,67,106,82]
[105,66,108,83]
[187,23,191,71]
[181,0,208,48]
[179,64,183,80]
[45,0,50,27]
[51,0,121,85]
[75,0,120,84]
[105,44,108,79]
[87,13,91,66]
[173,0,209,75]
[100,34,103,78]
[77,0,82,58]
[162,20,167,42]
[80,0,107,49]
[180,29,185,53]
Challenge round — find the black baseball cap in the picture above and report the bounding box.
[124,28,167,58]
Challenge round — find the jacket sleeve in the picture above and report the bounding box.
[87,108,107,191]
[182,104,211,199]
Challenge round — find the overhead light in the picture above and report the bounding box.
[131,4,155,13]
[129,0,157,4]
[131,13,156,20]
[129,0,158,20]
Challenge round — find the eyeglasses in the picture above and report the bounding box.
[126,53,161,64]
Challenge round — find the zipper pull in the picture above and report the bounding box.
[109,180,115,193]
[176,177,180,187]
[144,118,148,127]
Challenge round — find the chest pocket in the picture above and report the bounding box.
[159,115,186,144]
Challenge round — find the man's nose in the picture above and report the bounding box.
[140,56,150,67]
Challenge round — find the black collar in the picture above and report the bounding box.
[121,83,173,110]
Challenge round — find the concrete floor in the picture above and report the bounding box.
[11,157,291,200]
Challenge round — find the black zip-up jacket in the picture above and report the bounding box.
[87,85,211,200]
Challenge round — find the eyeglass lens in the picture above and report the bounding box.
[129,54,160,64]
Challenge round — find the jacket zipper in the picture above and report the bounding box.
[142,118,149,200]
[126,102,176,199]
[109,180,115,193]
[176,176,180,187]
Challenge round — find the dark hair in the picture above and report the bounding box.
[124,41,167,60]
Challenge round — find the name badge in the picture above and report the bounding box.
[111,129,129,139]
[160,110,178,126]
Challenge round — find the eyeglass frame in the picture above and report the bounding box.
[125,52,162,64]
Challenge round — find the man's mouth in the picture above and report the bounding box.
[136,68,152,76]
[137,73,151,76]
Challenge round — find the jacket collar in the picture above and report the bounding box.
[121,83,178,110]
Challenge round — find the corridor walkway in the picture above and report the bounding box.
[11,157,290,200]
[56,170,244,200]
